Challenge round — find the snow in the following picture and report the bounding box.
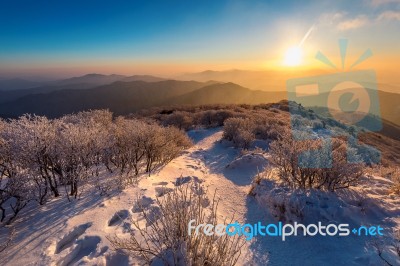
[249,174,400,265]
[1,128,399,265]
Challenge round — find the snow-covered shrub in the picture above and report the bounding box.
[251,172,370,224]
[195,109,236,128]
[223,117,246,142]
[108,182,244,265]
[0,109,192,224]
[223,117,255,149]
[251,113,287,139]
[210,109,236,126]
[142,125,192,174]
[391,171,400,195]
[0,119,33,223]
[223,113,290,149]
[232,128,255,149]
[0,169,31,225]
[291,114,311,130]
[2,115,61,204]
[348,138,381,166]
[0,172,31,224]
[163,111,193,130]
[250,167,375,224]
[197,110,218,128]
[107,118,148,180]
[57,117,105,198]
[269,132,364,192]
[378,167,400,195]
[107,118,192,181]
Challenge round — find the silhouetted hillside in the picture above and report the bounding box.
[0,74,166,104]
[57,73,165,86]
[0,79,398,129]
[166,82,286,105]
[0,80,213,118]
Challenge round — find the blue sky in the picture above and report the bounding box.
[0,0,399,77]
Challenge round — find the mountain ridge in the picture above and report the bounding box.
[0,78,398,128]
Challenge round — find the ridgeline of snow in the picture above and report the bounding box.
[1,129,399,265]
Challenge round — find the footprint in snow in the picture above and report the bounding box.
[108,210,130,227]
[106,251,130,266]
[58,235,101,266]
[55,222,92,254]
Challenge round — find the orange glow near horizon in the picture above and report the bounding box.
[1,53,400,91]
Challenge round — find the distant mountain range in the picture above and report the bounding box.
[0,79,217,118]
[178,69,400,94]
[0,77,287,118]
[0,74,166,103]
[0,73,398,129]
[0,73,165,91]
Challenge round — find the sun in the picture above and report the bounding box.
[284,46,303,66]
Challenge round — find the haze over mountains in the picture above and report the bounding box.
[0,72,399,128]
[0,73,165,91]
[0,78,284,118]
[0,74,165,103]
[4,69,400,93]
[178,69,400,94]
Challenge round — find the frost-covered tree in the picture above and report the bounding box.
[142,125,192,174]
[106,118,191,181]
[5,115,61,203]
[106,117,148,186]
[223,117,255,149]
[0,119,32,223]
[57,111,112,198]
[163,111,193,130]
[269,132,364,192]
[0,109,191,223]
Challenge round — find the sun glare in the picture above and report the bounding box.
[284,46,303,66]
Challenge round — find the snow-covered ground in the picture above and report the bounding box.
[1,128,399,265]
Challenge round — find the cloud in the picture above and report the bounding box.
[369,0,400,7]
[317,9,399,32]
[377,10,400,20]
[337,16,370,30]
[318,12,346,26]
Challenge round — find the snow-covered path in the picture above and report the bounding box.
[141,128,260,222]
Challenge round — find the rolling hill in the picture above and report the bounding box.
[178,69,400,94]
[165,82,286,105]
[0,80,214,118]
[0,79,398,130]
[0,74,166,104]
